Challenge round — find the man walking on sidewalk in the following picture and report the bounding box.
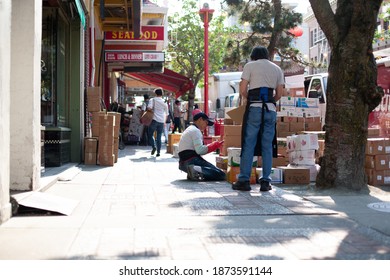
[148,88,168,157]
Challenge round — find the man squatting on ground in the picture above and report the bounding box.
[232,46,284,192]
[178,112,226,181]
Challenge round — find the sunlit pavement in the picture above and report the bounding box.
[1,144,390,260]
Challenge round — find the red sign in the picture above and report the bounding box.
[105,51,164,62]
[105,26,164,41]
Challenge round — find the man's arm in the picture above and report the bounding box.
[274,84,284,102]
[239,79,249,99]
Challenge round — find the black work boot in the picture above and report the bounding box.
[232,181,251,191]
[260,180,272,192]
[187,165,204,181]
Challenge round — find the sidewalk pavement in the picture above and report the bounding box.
[1,144,390,260]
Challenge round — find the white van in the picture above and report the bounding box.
[224,93,240,108]
[304,73,328,126]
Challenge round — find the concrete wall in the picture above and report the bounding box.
[0,0,12,223]
[10,0,42,191]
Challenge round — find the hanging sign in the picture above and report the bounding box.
[105,26,165,41]
[105,51,165,62]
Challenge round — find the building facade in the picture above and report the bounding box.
[0,0,173,224]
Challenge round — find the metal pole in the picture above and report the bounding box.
[204,11,209,118]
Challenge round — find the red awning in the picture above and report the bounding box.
[126,68,194,98]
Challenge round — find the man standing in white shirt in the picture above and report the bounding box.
[147,88,168,157]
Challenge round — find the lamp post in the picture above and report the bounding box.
[199,3,214,121]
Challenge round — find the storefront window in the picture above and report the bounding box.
[41,8,70,127]
[41,9,56,125]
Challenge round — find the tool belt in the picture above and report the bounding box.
[248,87,276,104]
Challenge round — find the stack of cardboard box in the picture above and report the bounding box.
[226,147,257,184]
[86,87,120,166]
[280,134,320,184]
[98,113,117,166]
[365,136,390,185]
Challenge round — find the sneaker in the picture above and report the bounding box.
[232,181,251,191]
[260,180,272,192]
[187,165,204,181]
[151,147,156,155]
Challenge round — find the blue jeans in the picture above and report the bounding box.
[238,106,276,182]
[148,120,164,153]
[179,156,226,181]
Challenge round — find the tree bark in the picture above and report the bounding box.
[309,0,384,190]
[268,0,282,60]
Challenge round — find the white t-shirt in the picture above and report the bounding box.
[178,125,208,155]
[241,59,284,111]
[148,97,168,123]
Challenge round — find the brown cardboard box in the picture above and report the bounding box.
[99,132,115,146]
[305,122,322,131]
[223,118,235,125]
[289,122,305,133]
[305,117,321,123]
[99,114,116,128]
[257,156,288,167]
[220,136,241,156]
[223,125,242,136]
[91,111,105,137]
[114,138,119,163]
[227,166,257,184]
[277,131,293,138]
[168,133,182,154]
[216,156,228,170]
[168,133,182,145]
[84,152,97,165]
[283,116,298,123]
[87,87,101,112]
[279,166,310,184]
[226,105,245,124]
[277,122,290,132]
[84,137,98,153]
[368,127,381,137]
[366,138,390,155]
[99,154,115,166]
[288,87,305,97]
[365,154,390,170]
[366,169,383,185]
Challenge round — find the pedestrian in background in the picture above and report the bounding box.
[164,105,173,144]
[140,94,150,145]
[172,99,185,133]
[148,88,168,157]
[178,112,225,181]
[232,46,284,192]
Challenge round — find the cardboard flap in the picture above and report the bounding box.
[226,105,245,124]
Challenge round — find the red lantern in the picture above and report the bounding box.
[289,26,303,37]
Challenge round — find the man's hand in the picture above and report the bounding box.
[207,140,224,153]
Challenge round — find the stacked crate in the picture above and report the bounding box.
[85,87,102,165]
[283,133,320,184]
[365,137,390,185]
[98,113,117,166]
[84,137,98,165]
[108,112,121,162]
[86,87,120,166]
[226,147,258,184]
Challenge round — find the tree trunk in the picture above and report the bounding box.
[311,0,384,190]
[268,0,282,60]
